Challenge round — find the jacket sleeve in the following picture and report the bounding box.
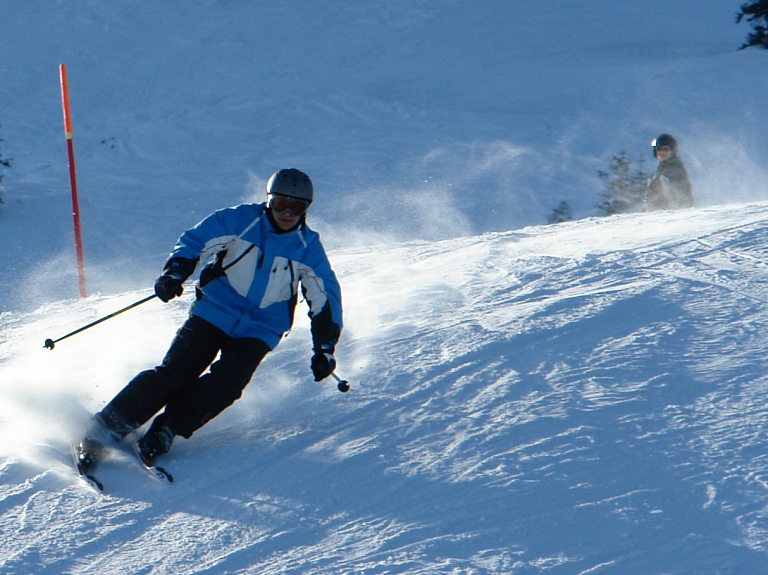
[297,237,343,351]
[163,256,199,282]
[167,204,261,267]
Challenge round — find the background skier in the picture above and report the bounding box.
[645,133,694,211]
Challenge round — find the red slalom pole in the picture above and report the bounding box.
[59,63,87,298]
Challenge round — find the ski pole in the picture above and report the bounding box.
[332,373,350,393]
[44,294,157,350]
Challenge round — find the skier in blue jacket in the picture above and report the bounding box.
[75,168,343,470]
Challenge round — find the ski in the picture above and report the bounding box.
[70,443,104,493]
[70,439,172,490]
[131,442,174,484]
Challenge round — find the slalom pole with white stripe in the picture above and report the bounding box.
[59,63,87,298]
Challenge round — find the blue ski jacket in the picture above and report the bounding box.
[166,202,342,350]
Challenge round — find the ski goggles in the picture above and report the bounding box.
[269,195,309,216]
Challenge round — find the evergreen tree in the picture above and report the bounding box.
[547,201,573,224]
[594,150,650,216]
[736,1,768,49]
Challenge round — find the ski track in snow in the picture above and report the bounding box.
[3,205,768,572]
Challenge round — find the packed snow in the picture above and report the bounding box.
[2,1,768,573]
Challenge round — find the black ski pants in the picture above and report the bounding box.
[99,315,270,439]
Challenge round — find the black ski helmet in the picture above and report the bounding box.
[651,134,678,158]
[266,168,313,203]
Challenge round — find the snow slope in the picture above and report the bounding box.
[3,0,768,573]
[5,205,768,573]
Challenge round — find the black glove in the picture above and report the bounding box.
[154,272,184,302]
[154,257,197,302]
[311,344,336,382]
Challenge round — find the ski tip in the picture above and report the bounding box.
[156,466,174,483]
[85,474,105,492]
[131,441,174,484]
[74,472,104,493]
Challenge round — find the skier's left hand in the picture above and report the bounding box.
[311,344,336,382]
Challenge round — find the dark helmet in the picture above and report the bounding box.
[266,168,313,203]
[651,134,678,158]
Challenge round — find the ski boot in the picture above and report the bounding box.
[136,417,175,467]
[72,413,123,476]
[73,437,104,476]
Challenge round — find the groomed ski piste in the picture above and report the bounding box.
[3,1,768,573]
[6,206,768,572]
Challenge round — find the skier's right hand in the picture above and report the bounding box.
[311,344,336,382]
[154,273,184,302]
